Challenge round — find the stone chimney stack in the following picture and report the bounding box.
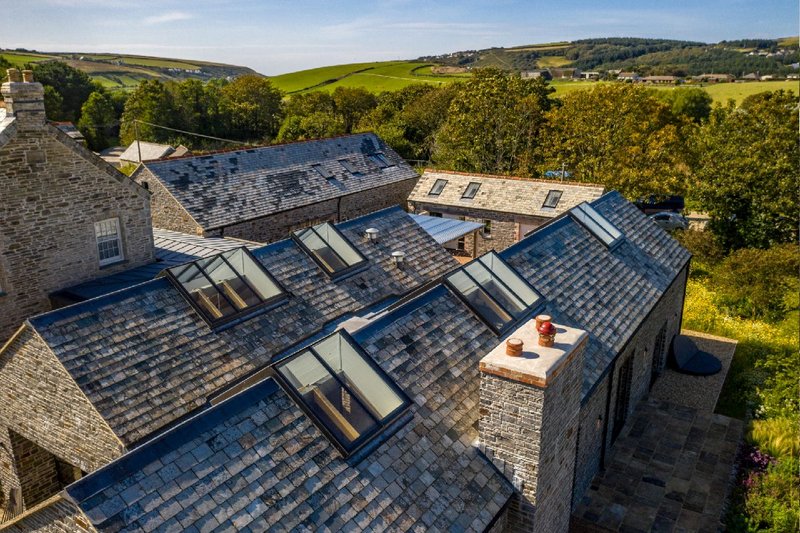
[478,317,586,533]
[2,68,47,129]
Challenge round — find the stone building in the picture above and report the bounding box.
[0,193,691,532]
[0,69,154,342]
[408,170,604,257]
[131,133,419,243]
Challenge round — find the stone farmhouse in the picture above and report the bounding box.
[408,170,605,257]
[0,70,154,342]
[0,191,690,532]
[131,133,419,243]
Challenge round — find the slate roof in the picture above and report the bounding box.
[26,207,456,446]
[409,170,605,219]
[409,213,484,245]
[59,191,688,533]
[55,230,262,302]
[135,133,418,231]
[65,286,513,532]
[119,141,176,163]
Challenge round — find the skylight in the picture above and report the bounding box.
[293,222,367,278]
[542,190,563,209]
[462,182,481,199]
[273,331,410,455]
[338,159,359,175]
[311,163,335,179]
[428,178,447,196]
[445,251,542,334]
[165,248,287,326]
[368,153,392,168]
[571,202,624,248]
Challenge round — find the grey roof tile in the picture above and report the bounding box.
[140,133,418,230]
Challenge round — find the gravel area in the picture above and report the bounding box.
[649,329,737,413]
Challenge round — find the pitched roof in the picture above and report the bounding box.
[409,213,484,245]
[409,170,605,219]
[60,191,688,532]
[26,207,456,446]
[119,141,176,163]
[137,133,418,231]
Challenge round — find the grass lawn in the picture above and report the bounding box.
[0,51,56,67]
[548,80,799,103]
[536,56,572,68]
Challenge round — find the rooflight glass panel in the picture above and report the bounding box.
[542,190,563,208]
[446,251,543,333]
[572,203,623,247]
[369,153,391,168]
[275,332,410,454]
[428,179,447,196]
[462,182,481,199]
[166,247,286,326]
[294,222,366,278]
[312,163,334,179]
[338,159,358,174]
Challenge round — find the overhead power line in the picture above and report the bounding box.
[134,119,252,146]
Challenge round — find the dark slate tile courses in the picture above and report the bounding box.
[142,133,418,231]
[67,284,515,532]
[28,207,457,446]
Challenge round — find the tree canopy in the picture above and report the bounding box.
[31,61,96,122]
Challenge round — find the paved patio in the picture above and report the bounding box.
[571,331,743,533]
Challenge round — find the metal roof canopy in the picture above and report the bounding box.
[410,213,484,245]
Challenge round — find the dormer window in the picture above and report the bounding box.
[445,251,542,334]
[368,153,392,168]
[542,190,563,209]
[273,331,410,456]
[428,179,447,196]
[95,218,124,266]
[571,202,624,248]
[165,248,287,327]
[461,182,481,199]
[293,222,367,279]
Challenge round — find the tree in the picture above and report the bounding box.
[539,83,692,198]
[42,85,65,121]
[77,91,116,150]
[277,91,343,142]
[119,80,175,145]
[433,68,553,176]
[331,87,377,134]
[692,90,799,249]
[659,87,712,123]
[31,61,95,122]
[221,75,283,141]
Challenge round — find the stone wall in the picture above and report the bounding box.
[0,496,93,533]
[218,199,339,242]
[0,118,154,342]
[0,328,124,510]
[132,168,201,235]
[572,264,689,507]
[7,431,60,509]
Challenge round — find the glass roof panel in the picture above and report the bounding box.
[294,223,366,278]
[571,203,623,247]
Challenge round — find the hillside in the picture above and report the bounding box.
[0,49,258,90]
[422,37,800,77]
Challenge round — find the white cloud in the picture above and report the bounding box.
[143,11,193,25]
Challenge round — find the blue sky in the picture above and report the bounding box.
[2,1,797,75]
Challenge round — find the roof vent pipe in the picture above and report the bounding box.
[391,251,405,267]
[365,227,379,242]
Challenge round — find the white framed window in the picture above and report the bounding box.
[95,218,124,266]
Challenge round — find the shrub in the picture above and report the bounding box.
[749,418,800,460]
[744,456,800,532]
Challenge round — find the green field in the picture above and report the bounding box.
[269,61,467,94]
[0,51,57,67]
[548,80,798,103]
[82,54,200,70]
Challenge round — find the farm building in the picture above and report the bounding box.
[118,141,189,165]
[131,133,420,243]
[0,190,698,532]
[408,170,604,257]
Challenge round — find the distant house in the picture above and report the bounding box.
[50,122,86,146]
[407,170,604,257]
[742,73,760,81]
[521,69,552,80]
[549,67,582,79]
[694,73,734,83]
[641,75,680,84]
[582,71,601,80]
[118,141,190,165]
[132,133,420,243]
[617,71,640,82]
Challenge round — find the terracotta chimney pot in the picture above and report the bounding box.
[535,314,552,330]
[506,338,523,357]
[21,70,34,83]
[6,68,21,83]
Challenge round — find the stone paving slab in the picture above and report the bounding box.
[649,330,737,412]
[572,400,743,533]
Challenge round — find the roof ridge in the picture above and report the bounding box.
[422,168,605,188]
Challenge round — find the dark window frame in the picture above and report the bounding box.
[428,179,448,196]
[337,159,361,175]
[292,223,368,280]
[461,182,481,199]
[444,251,544,335]
[311,163,335,179]
[570,202,624,249]
[164,247,288,328]
[368,153,393,168]
[272,330,412,457]
[542,190,563,209]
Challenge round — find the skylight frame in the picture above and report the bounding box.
[337,158,360,175]
[570,202,624,249]
[292,222,368,280]
[444,251,544,335]
[311,163,335,180]
[542,190,563,209]
[461,182,481,199]
[272,330,411,457]
[428,178,448,196]
[368,153,393,169]
[164,247,288,328]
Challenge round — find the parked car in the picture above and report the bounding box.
[650,211,688,231]
[635,195,685,214]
